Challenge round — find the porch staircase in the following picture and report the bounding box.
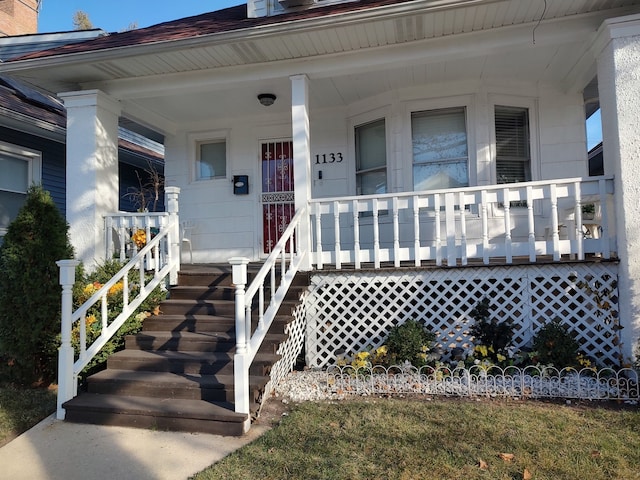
[62,264,307,437]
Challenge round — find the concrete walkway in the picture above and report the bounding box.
[0,415,270,480]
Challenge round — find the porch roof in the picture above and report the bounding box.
[1,1,638,135]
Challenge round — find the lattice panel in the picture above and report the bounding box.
[305,263,620,368]
[264,292,308,403]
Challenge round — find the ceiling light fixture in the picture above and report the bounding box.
[257,93,276,106]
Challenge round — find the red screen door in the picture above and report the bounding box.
[261,141,295,254]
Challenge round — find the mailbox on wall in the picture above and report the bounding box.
[233,175,249,195]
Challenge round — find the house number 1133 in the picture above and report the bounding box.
[315,153,343,164]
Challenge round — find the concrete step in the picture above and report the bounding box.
[63,393,248,436]
[106,349,281,376]
[86,369,268,403]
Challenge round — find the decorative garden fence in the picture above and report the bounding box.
[323,365,639,401]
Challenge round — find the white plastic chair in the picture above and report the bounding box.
[181,221,196,264]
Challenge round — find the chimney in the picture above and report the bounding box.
[0,0,39,37]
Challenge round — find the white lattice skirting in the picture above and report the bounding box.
[305,262,621,368]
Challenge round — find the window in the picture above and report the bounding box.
[355,119,387,195]
[0,143,41,239]
[196,140,226,180]
[412,107,468,191]
[495,106,531,184]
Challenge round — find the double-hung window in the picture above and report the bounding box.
[495,106,531,184]
[0,143,41,240]
[355,119,387,195]
[412,107,469,191]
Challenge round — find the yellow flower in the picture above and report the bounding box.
[475,345,488,357]
[376,345,388,356]
[355,351,370,360]
[83,282,102,297]
[496,353,506,363]
[108,281,124,296]
[132,229,146,249]
[85,314,97,327]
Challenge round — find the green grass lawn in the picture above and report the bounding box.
[0,383,56,447]
[193,397,640,480]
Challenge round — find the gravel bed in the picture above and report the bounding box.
[272,370,336,403]
[272,368,640,404]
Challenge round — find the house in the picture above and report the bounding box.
[2,0,640,433]
[0,2,164,243]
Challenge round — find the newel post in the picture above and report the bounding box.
[229,257,251,418]
[165,186,181,285]
[57,259,80,420]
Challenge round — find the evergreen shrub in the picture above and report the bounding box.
[0,186,74,386]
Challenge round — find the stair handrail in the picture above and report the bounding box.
[56,188,181,421]
[231,205,308,415]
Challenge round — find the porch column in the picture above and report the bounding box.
[291,74,312,271]
[59,90,121,270]
[594,14,640,363]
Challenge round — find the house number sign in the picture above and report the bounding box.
[315,152,343,164]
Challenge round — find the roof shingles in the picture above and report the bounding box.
[11,0,413,61]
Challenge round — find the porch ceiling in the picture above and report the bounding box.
[2,0,639,131]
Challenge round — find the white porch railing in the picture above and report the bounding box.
[56,188,180,420]
[105,212,167,262]
[231,206,308,416]
[310,176,615,269]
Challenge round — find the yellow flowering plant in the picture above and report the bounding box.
[131,229,146,249]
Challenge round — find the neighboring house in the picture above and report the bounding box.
[2,0,640,410]
[0,28,165,242]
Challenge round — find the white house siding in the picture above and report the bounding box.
[166,79,590,263]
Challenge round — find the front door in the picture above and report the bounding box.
[261,140,294,254]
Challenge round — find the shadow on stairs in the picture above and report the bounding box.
[62,263,304,437]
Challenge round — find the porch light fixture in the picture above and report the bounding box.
[258,93,276,106]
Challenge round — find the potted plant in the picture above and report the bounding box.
[582,203,595,220]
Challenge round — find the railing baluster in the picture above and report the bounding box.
[503,187,512,264]
[353,199,361,269]
[435,194,442,267]
[527,186,535,262]
[413,195,421,267]
[315,202,323,270]
[550,183,560,261]
[459,191,467,266]
[481,190,489,265]
[393,196,400,268]
[574,181,584,260]
[373,198,380,269]
[333,201,341,269]
[445,192,456,266]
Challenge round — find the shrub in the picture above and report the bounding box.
[0,186,74,386]
[469,297,514,364]
[384,319,436,368]
[531,320,581,368]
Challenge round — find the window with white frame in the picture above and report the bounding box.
[355,119,387,195]
[412,107,469,191]
[0,143,42,239]
[495,105,531,184]
[196,140,226,180]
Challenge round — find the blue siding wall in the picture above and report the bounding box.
[0,126,66,216]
